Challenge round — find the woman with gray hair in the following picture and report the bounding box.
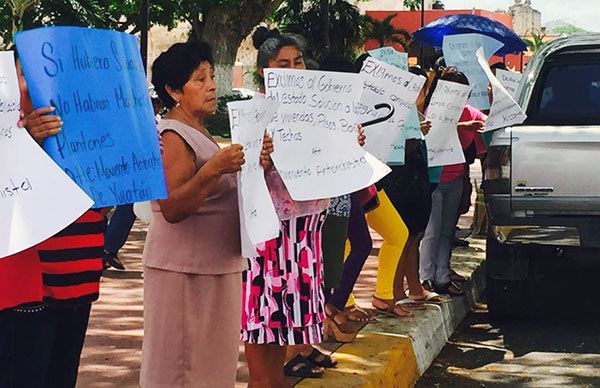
[240,27,333,387]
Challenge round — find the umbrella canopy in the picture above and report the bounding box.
[413,14,527,56]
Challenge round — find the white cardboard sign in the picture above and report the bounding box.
[228,97,280,254]
[443,34,504,110]
[0,51,93,258]
[424,79,471,167]
[496,69,524,98]
[357,57,425,163]
[476,49,527,132]
[264,68,390,201]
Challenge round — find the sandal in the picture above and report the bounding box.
[410,291,449,304]
[435,281,464,297]
[283,354,323,378]
[372,297,413,318]
[450,269,467,283]
[396,298,427,310]
[304,348,337,368]
[324,305,358,343]
[343,305,377,322]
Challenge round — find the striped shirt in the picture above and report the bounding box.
[37,210,107,307]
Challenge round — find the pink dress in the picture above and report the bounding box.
[240,168,330,345]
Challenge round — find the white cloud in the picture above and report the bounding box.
[442,0,600,32]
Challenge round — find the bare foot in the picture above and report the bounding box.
[372,297,413,318]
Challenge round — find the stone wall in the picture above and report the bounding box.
[508,0,542,36]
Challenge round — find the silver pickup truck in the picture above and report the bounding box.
[483,34,600,318]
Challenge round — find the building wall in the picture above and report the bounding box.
[355,0,434,13]
[508,1,542,35]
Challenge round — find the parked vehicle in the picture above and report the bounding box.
[483,34,600,318]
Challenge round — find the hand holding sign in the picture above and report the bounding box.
[1,51,93,258]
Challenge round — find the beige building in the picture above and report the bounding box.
[508,0,542,36]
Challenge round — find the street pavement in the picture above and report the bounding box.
[417,297,600,388]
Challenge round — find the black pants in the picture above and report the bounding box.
[0,303,92,388]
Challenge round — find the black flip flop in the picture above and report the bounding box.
[305,348,337,368]
[283,354,323,378]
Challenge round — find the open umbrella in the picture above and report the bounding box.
[413,14,527,56]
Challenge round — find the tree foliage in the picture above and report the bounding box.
[364,14,412,51]
[272,0,366,62]
[524,32,546,53]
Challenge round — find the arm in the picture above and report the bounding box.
[158,131,244,224]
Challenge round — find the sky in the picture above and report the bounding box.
[442,0,600,32]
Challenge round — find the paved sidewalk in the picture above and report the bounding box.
[77,163,486,387]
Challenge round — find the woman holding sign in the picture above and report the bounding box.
[241,28,332,387]
[141,41,270,387]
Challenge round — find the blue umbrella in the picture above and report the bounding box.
[413,14,527,56]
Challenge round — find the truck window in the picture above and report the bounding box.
[529,61,600,125]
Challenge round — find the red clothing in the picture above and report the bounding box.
[0,247,43,310]
[0,210,105,310]
[37,210,106,306]
[440,105,486,183]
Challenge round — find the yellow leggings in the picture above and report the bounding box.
[346,190,408,305]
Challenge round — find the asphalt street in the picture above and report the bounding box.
[417,296,600,388]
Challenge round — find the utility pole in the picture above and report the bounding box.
[140,0,149,73]
[321,0,330,55]
[420,0,425,66]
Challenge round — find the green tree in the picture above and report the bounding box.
[402,0,422,11]
[272,0,366,62]
[364,13,412,51]
[1,0,284,93]
[524,32,546,53]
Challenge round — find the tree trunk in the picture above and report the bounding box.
[201,12,243,97]
[192,0,285,97]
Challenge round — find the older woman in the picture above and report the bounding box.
[141,41,272,387]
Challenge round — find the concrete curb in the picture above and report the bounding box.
[297,237,487,388]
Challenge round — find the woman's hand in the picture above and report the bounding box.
[17,106,62,144]
[419,120,432,136]
[457,120,485,132]
[205,144,245,176]
[260,132,274,169]
[357,124,366,147]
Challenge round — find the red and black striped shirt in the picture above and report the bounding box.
[37,210,107,307]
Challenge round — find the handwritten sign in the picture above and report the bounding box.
[368,47,408,71]
[264,68,390,200]
[14,27,167,207]
[424,79,471,167]
[443,34,503,110]
[357,57,425,163]
[229,97,280,252]
[0,51,93,258]
[496,69,523,98]
[476,49,527,132]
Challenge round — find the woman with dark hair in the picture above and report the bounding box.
[419,68,486,297]
[241,27,332,387]
[141,40,272,387]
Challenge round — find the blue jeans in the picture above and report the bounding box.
[419,176,463,287]
[104,204,136,255]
